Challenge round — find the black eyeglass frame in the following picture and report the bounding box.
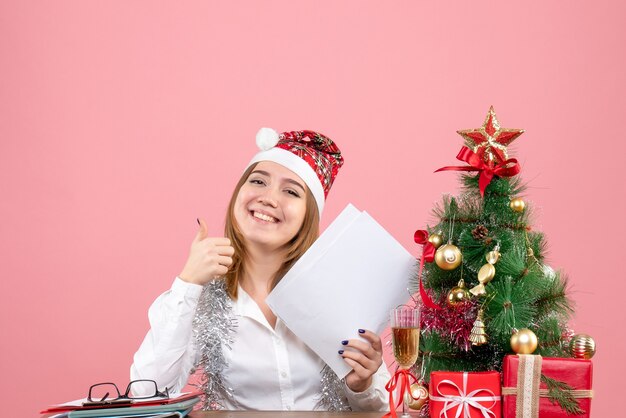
[87,379,169,403]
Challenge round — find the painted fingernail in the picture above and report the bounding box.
[338,350,344,354]
[196,218,200,225]
[341,340,348,345]
[358,329,366,334]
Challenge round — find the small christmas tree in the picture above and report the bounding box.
[412,107,575,379]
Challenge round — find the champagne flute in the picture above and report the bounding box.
[390,306,420,418]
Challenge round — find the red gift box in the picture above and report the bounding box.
[502,355,593,418]
[430,371,501,418]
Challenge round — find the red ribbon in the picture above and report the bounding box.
[414,230,442,310]
[384,369,419,418]
[435,146,521,196]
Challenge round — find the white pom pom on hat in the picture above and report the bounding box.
[255,127,280,151]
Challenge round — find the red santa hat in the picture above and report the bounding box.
[247,127,344,216]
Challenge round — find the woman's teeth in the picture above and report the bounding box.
[253,211,277,223]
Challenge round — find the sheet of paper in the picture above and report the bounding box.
[269,203,361,297]
[266,204,416,378]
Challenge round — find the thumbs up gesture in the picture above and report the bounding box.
[178,219,235,285]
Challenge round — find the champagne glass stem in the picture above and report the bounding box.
[402,379,411,418]
[402,389,408,417]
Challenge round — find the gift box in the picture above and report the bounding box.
[430,371,501,418]
[502,355,593,418]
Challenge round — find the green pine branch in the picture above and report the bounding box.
[458,227,515,270]
[535,271,575,319]
[494,241,528,279]
[541,374,585,415]
[526,231,547,263]
[461,173,526,197]
[534,315,570,357]
[485,277,537,346]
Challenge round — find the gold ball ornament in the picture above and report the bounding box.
[510,198,526,213]
[428,233,444,249]
[407,383,429,410]
[510,328,538,354]
[448,279,471,305]
[435,244,462,270]
[569,334,596,359]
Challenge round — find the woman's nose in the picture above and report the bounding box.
[257,190,278,207]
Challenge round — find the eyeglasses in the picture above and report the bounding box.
[86,379,169,404]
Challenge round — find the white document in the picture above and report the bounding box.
[266,203,416,378]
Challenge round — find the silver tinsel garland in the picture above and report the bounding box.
[315,365,352,411]
[192,280,352,411]
[192,280,238,410]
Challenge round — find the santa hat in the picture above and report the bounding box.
[247,127,343,216]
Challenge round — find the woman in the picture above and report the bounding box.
[131,128,390,411]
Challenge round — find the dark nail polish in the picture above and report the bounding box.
[338,350,344,354]
[341,340,348,345]
[196,218,200,225]
[358,329,365,334]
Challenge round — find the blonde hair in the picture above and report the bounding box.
[223,163,320,299]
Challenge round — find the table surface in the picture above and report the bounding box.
[188,413,387,418]
[42,410,390,418]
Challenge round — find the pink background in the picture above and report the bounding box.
[1,1,624,416]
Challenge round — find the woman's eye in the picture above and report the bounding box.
[249,179,265,185]
[286,189,300,197]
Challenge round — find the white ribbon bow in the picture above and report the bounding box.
[429,372,500,418]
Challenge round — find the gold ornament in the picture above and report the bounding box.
[470,249,501,296]
[510,328,538,354]
[486,249,501,264]
[569,334,596,359]
[471,264,495,297]
[469,309,488,346]
[456,106,525,164]
[478,263,496,282]
[435,244,462,270]
[510,198,526,213]
[524,231,540,265]
[447,279,470,305]
[407,382,429,410]
[428,233,444,249]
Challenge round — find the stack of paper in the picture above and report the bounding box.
[266,203,416,378]
[40,392,200,418]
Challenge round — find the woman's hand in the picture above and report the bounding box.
[178,219,235,285]
[340,329,384,393]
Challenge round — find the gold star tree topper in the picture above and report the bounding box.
[457,106,524,164]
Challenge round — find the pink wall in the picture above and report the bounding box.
[1,1,623,416]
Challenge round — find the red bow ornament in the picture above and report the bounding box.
[435,147,521,197]
[384,369,419,418]
[414,230,442,310]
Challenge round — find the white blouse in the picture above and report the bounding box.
[131,278,390,411]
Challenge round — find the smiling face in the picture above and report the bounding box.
[233,161,309,252]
